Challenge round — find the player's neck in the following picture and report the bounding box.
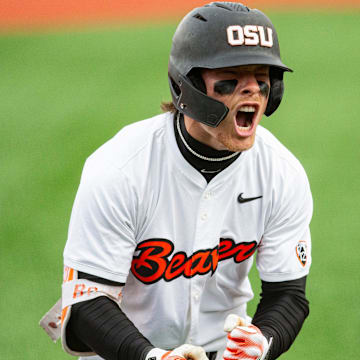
[173,113,240,182]
[178,113,237,159]
[183,114,228,151]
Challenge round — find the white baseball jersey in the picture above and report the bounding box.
[63,112,312,355]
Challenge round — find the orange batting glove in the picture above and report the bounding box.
[222,314,272,360]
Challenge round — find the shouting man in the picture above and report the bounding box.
[48,3,313,360]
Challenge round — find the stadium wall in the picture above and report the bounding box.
[0,0,359,31]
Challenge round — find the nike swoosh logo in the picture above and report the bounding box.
[200,168,222,174]
[238,193,263,204]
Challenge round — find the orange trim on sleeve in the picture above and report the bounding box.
[61,306,69,325]
[61,266,75,325]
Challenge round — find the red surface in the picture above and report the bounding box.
[0,0,359,30]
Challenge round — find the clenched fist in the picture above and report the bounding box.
[146,344,209,360]
[222,314,271,360]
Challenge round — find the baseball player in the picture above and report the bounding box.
[55,2,313,360]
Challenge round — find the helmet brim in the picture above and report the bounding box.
[188,53,293,74]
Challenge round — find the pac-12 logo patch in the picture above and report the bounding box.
[296,241,307,267]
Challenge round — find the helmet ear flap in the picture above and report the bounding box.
[265,68,285,116]
[187,68,207,94]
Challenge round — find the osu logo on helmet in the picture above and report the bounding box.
[227,25,273,47]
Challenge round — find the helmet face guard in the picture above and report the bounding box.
[169,71,229,127]
[168,2,293,127]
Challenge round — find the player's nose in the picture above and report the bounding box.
[238,74,260,96]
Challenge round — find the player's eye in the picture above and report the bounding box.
[214,79,238,95]
[257,80,270,97]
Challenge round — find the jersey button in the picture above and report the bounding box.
[204,191,214,200]
[201,213,208,221]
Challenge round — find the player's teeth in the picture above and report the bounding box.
[237,125,251,130]
[239,106,255,112]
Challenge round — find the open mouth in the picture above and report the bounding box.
[235,105,256,131]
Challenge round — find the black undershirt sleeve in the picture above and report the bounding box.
[65,272,154,360]
[66,273,308,360]
[252,276,309,360]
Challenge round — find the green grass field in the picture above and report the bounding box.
[1,11,359,359]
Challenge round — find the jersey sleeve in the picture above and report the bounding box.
[63,156,137,283]
[256,165,313,282]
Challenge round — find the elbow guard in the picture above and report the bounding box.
[61,266,124,357]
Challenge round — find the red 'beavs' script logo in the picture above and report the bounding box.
[131,238,257,284]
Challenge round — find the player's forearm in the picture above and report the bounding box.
[67,295,209,360]
[252,276,309,360]
[67,296,154,360]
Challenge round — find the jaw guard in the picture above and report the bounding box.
[169,70,228,128]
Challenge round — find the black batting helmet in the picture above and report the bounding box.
[168,2,293,127]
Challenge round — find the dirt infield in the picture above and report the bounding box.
[0,0,359,30]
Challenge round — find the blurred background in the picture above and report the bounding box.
[1,0,359,359]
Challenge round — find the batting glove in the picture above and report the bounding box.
[222,314,271,360]
[146,344,209,360]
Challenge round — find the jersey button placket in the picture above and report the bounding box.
[188,282,202,344]
[200,190,214,222]
[187,188,215,343]
[203,191,211,200]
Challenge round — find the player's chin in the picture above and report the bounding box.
[232,134,256,152]
[218,131,256,152]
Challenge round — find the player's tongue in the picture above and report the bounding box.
[236,110,252,129]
